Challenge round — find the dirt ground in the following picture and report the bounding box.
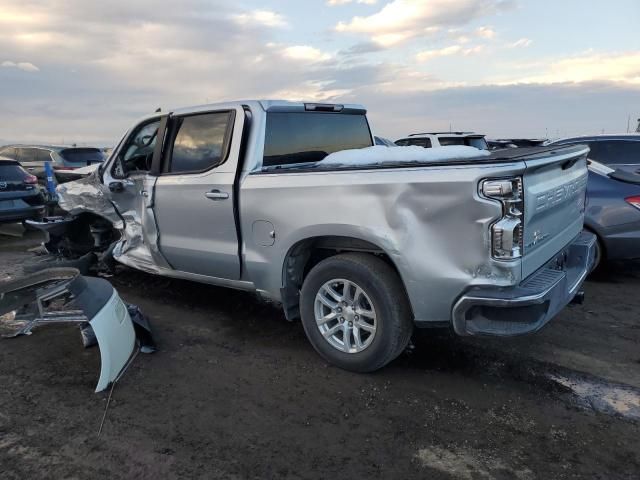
[1,229,639,479]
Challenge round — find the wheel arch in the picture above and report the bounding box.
[280,235,412,321]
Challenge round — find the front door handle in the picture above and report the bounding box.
[205,190,229,200]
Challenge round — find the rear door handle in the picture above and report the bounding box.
[205,190,229,200]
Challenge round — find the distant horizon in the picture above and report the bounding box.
[1,0,639,145]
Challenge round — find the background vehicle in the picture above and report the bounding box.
[31,101,593,372]
[549,135,640,266]
[550,134,640,173]
[488,138,547,150]
[0,145,106,183]
[374,136,396,147]
[0,158,45,224]
[395,132,488,150]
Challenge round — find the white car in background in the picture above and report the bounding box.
[395,131,489,150]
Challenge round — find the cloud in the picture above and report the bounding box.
[232,10,287,28]
[499,51,640,85]
[282,45,332,62]
[509,38,532,48]
[335,0,511,46]
[475,26,496,39]
[328,0,377,5]
[415,44,484,62]
[1,60,39,72]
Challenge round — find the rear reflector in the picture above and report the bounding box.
[625,195,640,211]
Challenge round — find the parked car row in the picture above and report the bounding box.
[0,144,107,182]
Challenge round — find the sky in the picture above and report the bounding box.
[0,0,639,145]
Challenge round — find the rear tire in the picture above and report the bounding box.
[299,253,413,372]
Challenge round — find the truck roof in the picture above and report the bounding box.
[168,100,367,116]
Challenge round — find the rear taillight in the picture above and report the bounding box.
[481,177,524,260]
[626,195,640,211]
[23,174,38,184]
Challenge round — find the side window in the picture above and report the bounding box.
[19,148,38,162]
[589,141,639,165]
[36,149,52,162]
[113,119,161,178]
[167,112,232,174]
[407,138,432,148]
[395,139,409,146]
[0,147,17,159]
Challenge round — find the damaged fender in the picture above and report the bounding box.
[0,268,138,392]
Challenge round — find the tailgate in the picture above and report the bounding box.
[522,145,589,278]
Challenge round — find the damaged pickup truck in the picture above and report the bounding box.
[28,100,596,372]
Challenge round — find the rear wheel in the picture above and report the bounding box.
[299,253,412,372]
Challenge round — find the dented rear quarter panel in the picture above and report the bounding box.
[240,162,526,322]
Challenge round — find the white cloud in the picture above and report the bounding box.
[500,51,640,85]
[416,45,462,62]
[327,0,377,5]
[509,38,532,48]
[475,26,496,39]
[415,44,484,62]
[335,0,509,46]
[282,45,332,62]
[232,10,287,28]
[1,60,39,72]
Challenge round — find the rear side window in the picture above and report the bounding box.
[17,148,38,162]
[35,149,52,162]
[395,138,432,148]
[263,112,372,167]
[439,137,488,150]
[168,112,233,174]
[60,148,105,165]
[0,162,28,181]
[0,147,17,159]
[587,141,640,165]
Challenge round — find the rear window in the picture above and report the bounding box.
[0,162,27,181]
[439,137,488,150]
[587,141,640,165]
[60,148,106,165]
[263,112,372,167]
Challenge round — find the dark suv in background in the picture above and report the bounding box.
[0,159,45,224]
[0,145,106,183]
[548,134,640,267]
[550,134,640,173]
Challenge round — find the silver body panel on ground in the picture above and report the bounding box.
[54,100,591,333]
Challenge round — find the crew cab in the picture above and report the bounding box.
[29,100,595,372]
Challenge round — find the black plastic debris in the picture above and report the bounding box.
[127,304,156,353]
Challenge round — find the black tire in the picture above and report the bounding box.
[299,253,413,372]
[22,252,97,276]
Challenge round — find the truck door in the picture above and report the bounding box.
[152,108,243,279]
[102,116,170,270]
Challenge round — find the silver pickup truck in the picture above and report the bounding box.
[31,100,596,372]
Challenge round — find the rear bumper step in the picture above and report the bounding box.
[452,231,596,336]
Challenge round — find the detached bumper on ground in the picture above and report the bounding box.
[452,231,597,336]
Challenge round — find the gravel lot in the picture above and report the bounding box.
[1,228,639,479]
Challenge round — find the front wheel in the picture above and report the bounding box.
[299,253,413,372]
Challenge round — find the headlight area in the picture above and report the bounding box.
[480,177,524,260]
